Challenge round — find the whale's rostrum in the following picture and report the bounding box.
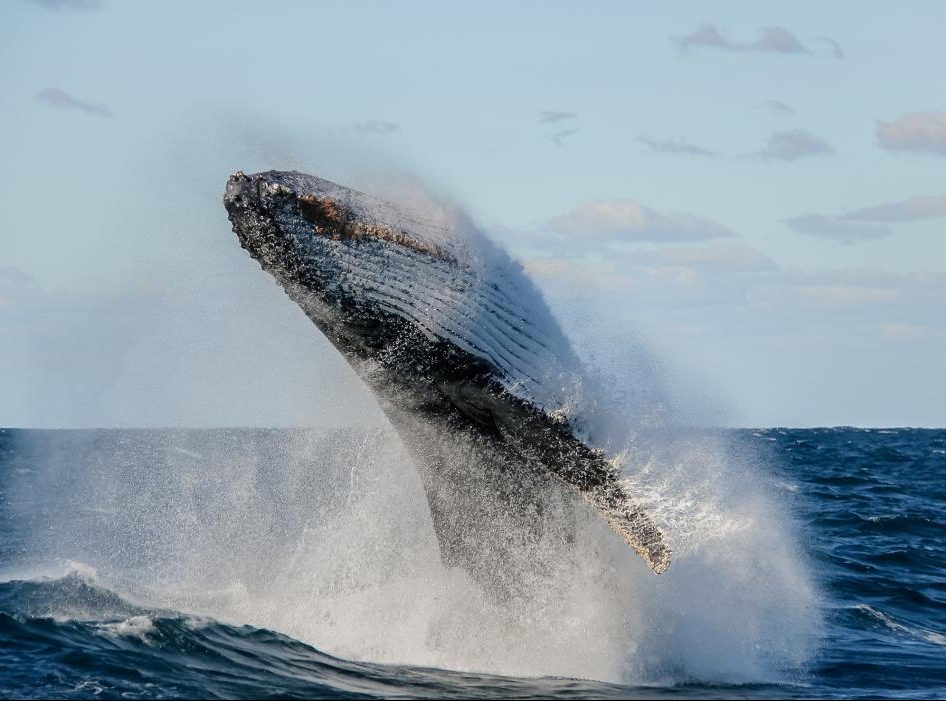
[223,170,671,587]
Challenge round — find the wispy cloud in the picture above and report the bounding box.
[784,214,889,244]
[672,23,841,58]
[763,99,794,116]
[626,242,777,273]
[876,112,946,155]
[0,266,39,316]
[539,111,577,124]
[640,136,716,158]
[752,26,809,54]
[786,193,946,244]
[547,199,735,244]
[352,120,400,135]
[844,194,946,222]
[550,127,578,146]
[539,111,578,145]
[29,0,103,9]
[818,36,845,59]
[672,22,734,51]
[759,269,946,312]
[755,129,833,161]
[35,88,113,117]
[520,243,779,308]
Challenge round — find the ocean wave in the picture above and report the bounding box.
[0,574,690,700]
[2,428,945,698]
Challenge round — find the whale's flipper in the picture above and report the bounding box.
[224,170,671,579]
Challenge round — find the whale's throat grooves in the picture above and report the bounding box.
[223,170,671,582]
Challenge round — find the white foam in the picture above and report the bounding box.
[96,615,156,641]
[855,604,945,646]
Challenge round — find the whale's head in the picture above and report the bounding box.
[223,169,476,368]
[226,169,455,261]
[223,169,462,308]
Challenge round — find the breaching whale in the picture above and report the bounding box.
[224,170,670,584]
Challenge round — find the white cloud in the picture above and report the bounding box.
[754,269,946,309]
[672,22,734,51]
[352,120,400,135]
[876,112,946,155]
[517,243,778,313]
[752,26,809,54]
[539,111,577,124]
[672,23,839,57]
[0,266,39,315]
[29,0,103,9]
[538,111,579,145]
[640,136,716,158]
[786,193,946,244]
[755,129,833,161]
[818,37,845,59]
[792,284,902,304]
[547,199,736,243]
[881,323,927,339]
[549,127,578,146]
[784,214,889,244]
[764,100,795,116]
[626,243,777,273]
[844,194,946,222]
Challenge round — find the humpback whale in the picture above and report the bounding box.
[224,170,670,584]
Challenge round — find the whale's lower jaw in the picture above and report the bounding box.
[224,170,671,582]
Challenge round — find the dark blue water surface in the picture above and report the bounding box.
[0,427,944,699]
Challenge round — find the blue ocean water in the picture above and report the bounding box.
[0,427,943,699]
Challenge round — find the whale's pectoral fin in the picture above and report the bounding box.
[587,482,671,574]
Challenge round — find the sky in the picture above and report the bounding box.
[1,1,944,428]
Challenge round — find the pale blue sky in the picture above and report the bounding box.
[2,1,944,427]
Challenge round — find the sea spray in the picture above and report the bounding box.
[4,176,819,684]
[6,426,819,684]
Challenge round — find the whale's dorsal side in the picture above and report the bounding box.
[224,170,670,580]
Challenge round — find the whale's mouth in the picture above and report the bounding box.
[224,169,671,579]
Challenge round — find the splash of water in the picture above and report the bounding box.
[8,409,818,687]
[6,171,820,685]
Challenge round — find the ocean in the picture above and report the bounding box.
[0,427,943,699]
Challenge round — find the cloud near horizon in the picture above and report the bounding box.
[672,22,842,58]
[538,111,578,145]
[876,112,946,155]
[818,36,845,59]
[35,88,113,117]
[538,111,577,124]
[624,242,777,273]
[352,120,401,135]
[755,129,833,161]
[549,127,578,146]
[29,0,103,9]
[784,215,889,244]
[640,136,717,158]
[546,199,736,244]
[845,194,946,222]
[786,193,946,243]
[522,250,945,334]
[764,99,795,116]
[0,266,39,316]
